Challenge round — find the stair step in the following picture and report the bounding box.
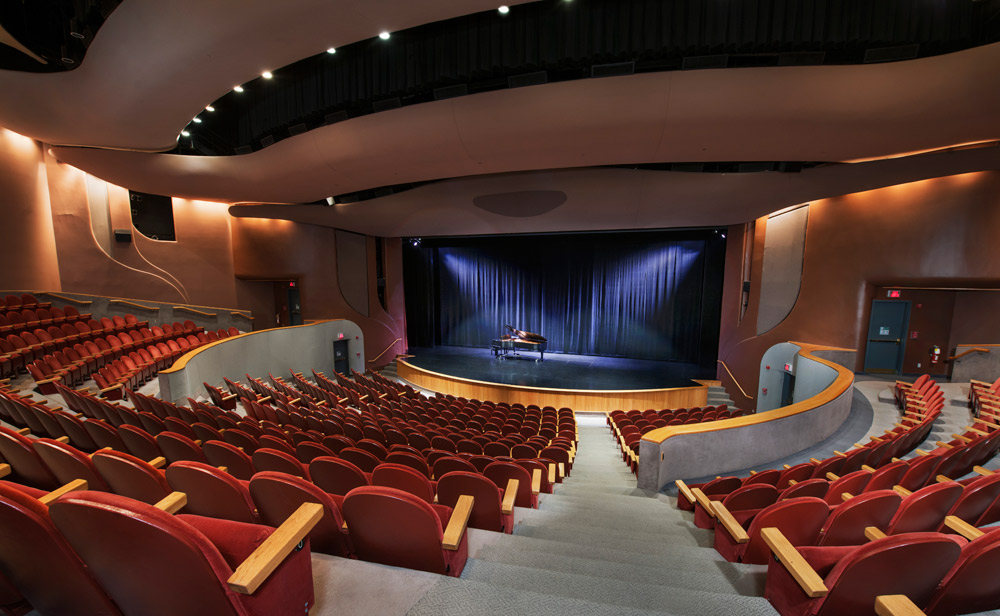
[459,559,776,615]
[475,540,766,596]
[516,508,696,535]
[406,577,682,616]
[513,524,715,550]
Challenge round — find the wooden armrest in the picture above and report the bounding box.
[893,485,912,497]
[944,515,984,540]
[547,463,556,485]
[761,527,828,598]
[531,468,541,495]
[557,462,565,478]
[970,378,992,386]
[148,456,166,469]
[17,427,30,435]
[841,492,853,502]
[833,451,846,457]
[0,464,8,479]
[287,398,300,405]
[965,427,989,436]
[865,526,887,541]
[749,470,757,475]
[899,417,919,425]
[870,436,884,442]
[442,494,474,550]
[691,488,716,519]
[935,475,954,484]
[892,423,908,429]
[809,458,821,464]
[358,394,369,402]
[935,441,953,449]
[55,435,70,443]
[38,479,89,506]
[712,501,748,543]
[217,465,228,473]
[914,449,929,456]
[99,383,123,393]
[154,491,187,514]
[501,479,518,515]
[875,595,925,616]
[221,392,238,401]
[973,466,994,476]
[256,396,271,403]
[891,458,902,463]
[228,502,324,594]
[36,377,61,385]
[826,472,840,481]
[675,480,696,505]
[952,433,972,443]
[787,479,798,486]
[861,465,876,472]
[783,464,791,469]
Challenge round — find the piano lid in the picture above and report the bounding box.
[503,324,547,343]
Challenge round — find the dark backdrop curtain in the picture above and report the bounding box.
[403,230,725,363]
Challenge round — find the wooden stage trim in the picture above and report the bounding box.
[396,359,708,413]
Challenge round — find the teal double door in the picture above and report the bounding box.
[864,300,910,374]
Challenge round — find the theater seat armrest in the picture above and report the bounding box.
[229,502,324,594]
[39,478,88,505]
[691,488,716,519]
[865,526,887,541]
[875,595,925,616]
[99,383,123,393]
[712,501,748,543]
[55,435,70,443]
[154,491,187,514]
[442,494,474,550]
[944,515,984,540]
[222,392,238,401]
[547,463,556,485]
[892,485,912,497]
[973,466,994,476]
[148,456,167,469]
[0,463,9,479]
[531,469,542,495]
[502,479,519,514]
[675,480,695,505]
[761,527,828,598]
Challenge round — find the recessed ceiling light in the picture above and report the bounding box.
[61,57,74,64]
[261,71,273,79]
[192,117,202,123]
[327,47,337,54]
[205,105,215,112]
[233,85,244,93]
[180,130,190,137]
[379,31,390,40]
[498,5,510,14]
[70,31,85,39]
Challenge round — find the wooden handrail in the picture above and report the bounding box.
[230,311,254,320]
[110,299,158,311]
[173,306,217,317]
[42,293,92,305]
[947,347,990,362]
[368,338,403,364]
[717,360,754,400]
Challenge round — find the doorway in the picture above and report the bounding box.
[864,300,910,374]
[273,281,303,327]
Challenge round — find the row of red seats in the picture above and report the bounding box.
[968,375,1000,417]
[0,305,90,337]
[0,293,50,312]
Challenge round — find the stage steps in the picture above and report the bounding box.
[406,424,776,616]
[706,383,737,410]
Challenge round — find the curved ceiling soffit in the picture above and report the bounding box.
[227,146,1000,238]
[50,42,1000,205]
[0,0,537,150]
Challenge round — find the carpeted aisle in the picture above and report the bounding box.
[405,423,774,616]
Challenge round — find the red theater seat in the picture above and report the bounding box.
[166,461,259,524]
[309,456,371,496]
[49,490,318,616]
[437,470,516,533]
[484,461,538,509]
[91,449,171,504]
[342,485,471,576]
[202,440,256,481]
[31,438,111,492]
[249,471,352,558]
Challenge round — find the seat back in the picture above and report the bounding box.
[91,450,171,504]
[437,471,506,532]
[818,490,901,546]
[888,481,963,534]
[780,478,829,501]
[251,448,308,479]
[0,425,58,489]
[0,483,122,616]
[864,460,908,492]
[722,483,779,512]
[948,473,1000,526]
[811,533,963,616]
[339,447,381,473]
[117,425,163,461]
[248,471,350,557]
[155,432,207,464]
[309,456,370,496]
[342,486,453,575]
[31,438,111,491]
[484,462,534,508]
[433,456,478,478]
[202,440,256,481]
[925,530,1000,616]
[741,497,830,564]
[165,461,258,524]
[372,463,436,503]
[385,451,431,478]
[825,470,873,505]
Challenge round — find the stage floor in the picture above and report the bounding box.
[403,346,711,391]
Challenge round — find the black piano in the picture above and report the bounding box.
[491,325,547,362]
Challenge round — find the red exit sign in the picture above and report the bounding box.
[887,290,901,298]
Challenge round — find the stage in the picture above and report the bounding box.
[396,346,714,413]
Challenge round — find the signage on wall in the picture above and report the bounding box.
[784,363,793,372]
[879,326,890,335]
[911,331,918,339]
[888,290,901,298]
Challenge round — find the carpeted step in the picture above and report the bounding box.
[513,523,715,550]
[458,559,777,616]
[474,540,765,596]
[406,577,685,616]
[514,508,703,537]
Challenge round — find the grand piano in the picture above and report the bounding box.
[491,325,547,361]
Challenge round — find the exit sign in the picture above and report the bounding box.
[888,290,901,298]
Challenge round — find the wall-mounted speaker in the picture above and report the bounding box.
[114,229,132,243]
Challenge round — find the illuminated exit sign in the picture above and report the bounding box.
[888,290,901,298]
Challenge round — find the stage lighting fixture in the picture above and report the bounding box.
[205,105,215,112]
[233,85,244,93]
[327,47,337,54]
[498,5,510,14]
[261,71,273,79]
[411,238,421,247]
[180,130,190,137]
[192,117,202,123]
[379,31,391,40]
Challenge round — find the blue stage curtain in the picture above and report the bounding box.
[407,232,720,362]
